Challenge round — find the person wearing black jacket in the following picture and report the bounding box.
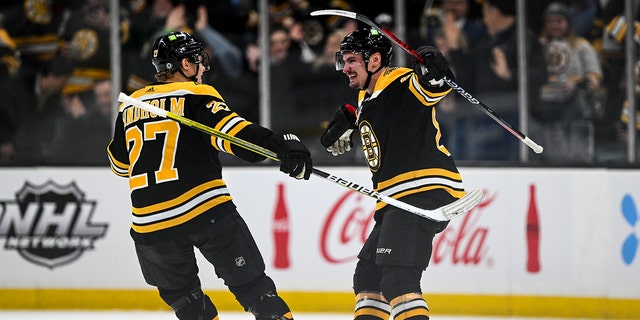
[447,0,547,160]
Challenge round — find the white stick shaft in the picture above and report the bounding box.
[118,93,168,117]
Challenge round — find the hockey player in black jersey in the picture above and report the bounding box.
[320,28,466,320]
[107,31,312,320]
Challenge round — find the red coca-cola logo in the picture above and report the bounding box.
[320,191,375,263]
[320,190,495,266]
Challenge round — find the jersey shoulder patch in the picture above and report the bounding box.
[205,100,230,113]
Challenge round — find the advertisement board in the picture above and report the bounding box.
[0,167,638,317]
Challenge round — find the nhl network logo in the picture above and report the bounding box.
[0,180,108,269]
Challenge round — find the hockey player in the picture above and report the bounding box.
[107,31,312,320]
[320,28,466,320]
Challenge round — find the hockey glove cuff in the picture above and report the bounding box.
[267,132,313,180]
[320,104,357,148]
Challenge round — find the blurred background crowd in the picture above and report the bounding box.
[0,0,638,167]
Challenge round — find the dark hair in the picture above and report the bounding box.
[485,0,516,16]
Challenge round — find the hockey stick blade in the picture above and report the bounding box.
[441,189,483,220]
[310,9,544,154]
[117,92,481,221]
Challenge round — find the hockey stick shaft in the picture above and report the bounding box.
[310,9,543,154]
[117,92,481,221]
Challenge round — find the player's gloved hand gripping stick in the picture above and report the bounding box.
[118,93,483,222]
[310,9,544,154]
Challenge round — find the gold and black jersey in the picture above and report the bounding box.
[356,67,465,212]
[2,0,64,63]
[107,81,271,241]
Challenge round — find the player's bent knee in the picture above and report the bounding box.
[171,290,218,320]
[248,292,293,320]
[380,266,422,301]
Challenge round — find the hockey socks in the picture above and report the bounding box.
[354,291,390,320]
[389,293,430,320]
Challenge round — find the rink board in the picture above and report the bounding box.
[0,167,638,318]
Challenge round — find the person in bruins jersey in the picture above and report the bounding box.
[107,31,312,320]
[320,28,465,320]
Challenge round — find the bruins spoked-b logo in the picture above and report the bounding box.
[0,181,107,269]
[359,121,380,172]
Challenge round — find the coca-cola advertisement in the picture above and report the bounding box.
[0,167,638,316]
[225,167,577,294]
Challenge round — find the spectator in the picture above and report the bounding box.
[423,0,486,53]
[124,1,246,94]
[269,27,294,65]
[535,2,603,161]
[448,0,547,161]
[0,54,72,165]
[569,0,604,44]
[49,79,112,165]
[270,26,309,132]
[58,0,128,97]
[244,26,312,131]
[0,20,19,163]
[282,16,318,64]
[0,0,65,79]
[598,1,640,147]
[194,4,243,78]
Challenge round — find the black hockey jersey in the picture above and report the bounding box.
[355,67,465,213]
[107,81,271,242]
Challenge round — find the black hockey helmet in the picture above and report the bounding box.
[151,31,210,73]
[335,27,393,70]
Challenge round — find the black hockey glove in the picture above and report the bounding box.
[267,132,313,180]
[413,46,450,87]
[320,104,357,156]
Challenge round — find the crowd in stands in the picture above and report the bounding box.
[0,0,638,166]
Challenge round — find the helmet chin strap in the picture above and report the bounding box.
[360,60,383,91]
[178,63,200,82]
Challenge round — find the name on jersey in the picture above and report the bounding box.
[122,97,185,126]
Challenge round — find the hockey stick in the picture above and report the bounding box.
[310,9,544,154]
[118,92,482,221]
